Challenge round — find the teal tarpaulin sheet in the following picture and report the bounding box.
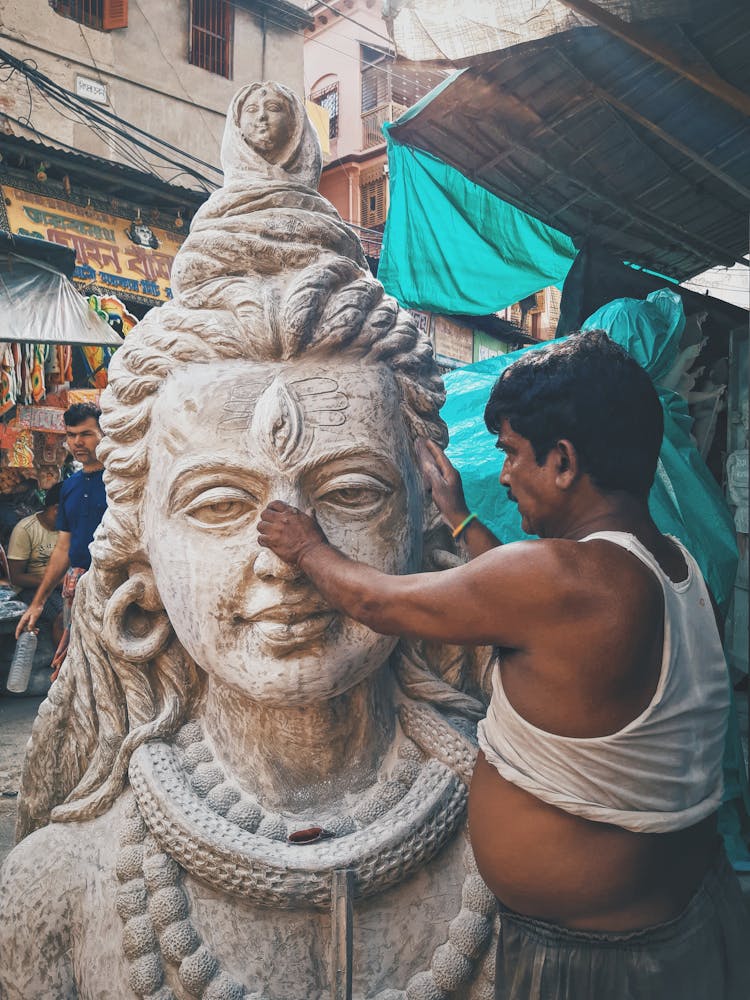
[379,135,577,315]
[442,287,749,866]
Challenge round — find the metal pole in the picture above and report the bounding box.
[330,869,354,1000]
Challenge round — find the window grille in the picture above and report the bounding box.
[310,82,339,140]
[189,0,234,78]
[360,170,387,228]
[52,0,128,30]
[360,44,447,148]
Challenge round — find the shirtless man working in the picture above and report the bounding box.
[258,330,750,999]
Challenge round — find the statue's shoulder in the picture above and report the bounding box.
[0,802,125,999]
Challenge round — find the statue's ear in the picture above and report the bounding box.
[102,570,172,662]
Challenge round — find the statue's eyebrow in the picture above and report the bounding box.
[165,462,262,508]
[295,447,401,484]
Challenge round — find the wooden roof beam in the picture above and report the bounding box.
[555,0,750,118]
[547,48,748,218]
[591,86,750,203]
[555,49,750,211]
[470,119,741,267]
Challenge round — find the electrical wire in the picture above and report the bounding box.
[26,85,215,192]
[4,76,213,191]
[0,9,446,200]
[1,110,217,209]
[133,0,225,150]
[29,73,161,179]
[72,20,164,176]
[226,0,446,95]
[0,48,222,181]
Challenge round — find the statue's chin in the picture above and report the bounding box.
[197,632,399,708]
[242,131,278,156]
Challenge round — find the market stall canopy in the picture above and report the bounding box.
[0,236,124,346]
[0,230,75,276]
[380,0,750,310]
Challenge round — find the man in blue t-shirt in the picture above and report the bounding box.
[16,404,106,656]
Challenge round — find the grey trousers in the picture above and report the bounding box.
[495,846,750,999]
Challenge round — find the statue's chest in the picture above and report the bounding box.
[80,831,491,1000]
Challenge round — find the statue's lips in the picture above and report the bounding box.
[243,603,336,645]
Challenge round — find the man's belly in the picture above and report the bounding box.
[468,751,718,932]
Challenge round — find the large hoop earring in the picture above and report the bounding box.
[102,572,172,663]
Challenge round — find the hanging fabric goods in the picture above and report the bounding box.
[0,344,17,416]
[8,426,34,470]
[29,343,47,402]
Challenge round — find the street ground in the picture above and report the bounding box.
[1,693,749,915]
[0,694,42,861]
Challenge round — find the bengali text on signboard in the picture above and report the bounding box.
[2,185,185,302]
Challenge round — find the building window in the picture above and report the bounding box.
[361,45,392,116]
[310,82,339,140]
[360,169,387,228]
[360,44,446,149]
[52,0,128,30]
[189,0,234,78]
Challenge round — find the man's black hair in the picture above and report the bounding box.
[484,330,663,498]
[64,402,102,427]
[43,482,62,508]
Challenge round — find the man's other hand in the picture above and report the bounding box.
[15,604,42,640]
[417,438,470,531]
[258,501,328,566]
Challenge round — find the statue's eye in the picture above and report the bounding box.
[182,487,259,526]
[317,477,391,512]
[265,102,283,112]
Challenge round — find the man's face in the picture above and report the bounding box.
[65,417,102,466]
[240,89,291,155]
[145,361,422,706]
[497,420,560,537]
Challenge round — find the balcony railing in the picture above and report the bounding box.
[361,103,408,150]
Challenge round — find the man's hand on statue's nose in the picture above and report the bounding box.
[258,500,328,566]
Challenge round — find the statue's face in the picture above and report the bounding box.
[239,87,292,156]
[145,360,422,705]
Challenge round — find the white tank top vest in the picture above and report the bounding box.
[477,531,730,833]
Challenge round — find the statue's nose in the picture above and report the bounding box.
[252,546,302,582]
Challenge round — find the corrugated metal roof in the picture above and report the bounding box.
[0,132,212,209]
[386,2,750,281]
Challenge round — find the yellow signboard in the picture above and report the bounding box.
[1,185,186,302]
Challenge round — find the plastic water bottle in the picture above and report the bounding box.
[6,630,38,694]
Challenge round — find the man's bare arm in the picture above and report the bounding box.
[7,559,43,591]
[15,533,70,637]
[257,502,554,648]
